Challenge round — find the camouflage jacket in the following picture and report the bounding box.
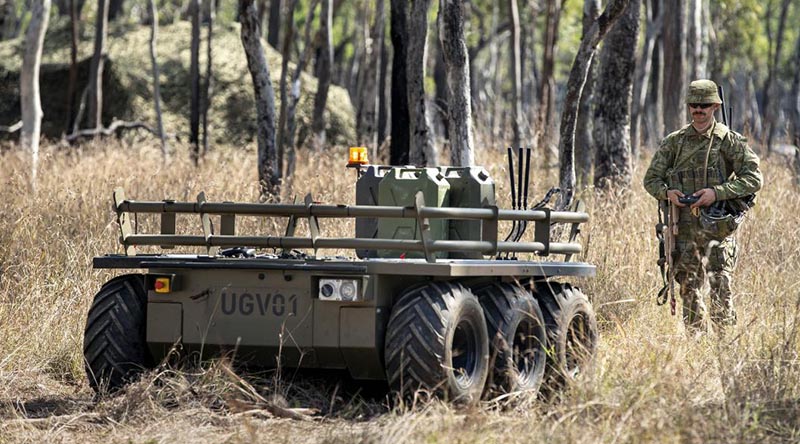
[643,120,763,201]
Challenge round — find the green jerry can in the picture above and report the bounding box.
[377,167,450,258]
[440,167,496,259]
[355,165,393,258]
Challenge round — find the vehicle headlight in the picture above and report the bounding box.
[318,278,361,301]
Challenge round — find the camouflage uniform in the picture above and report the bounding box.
[643,80,762,330]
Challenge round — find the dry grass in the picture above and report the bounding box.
[1,138,799,443]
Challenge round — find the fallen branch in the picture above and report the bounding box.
[0,121,22,133]
[65,119,173,142]
[220,364,314,421]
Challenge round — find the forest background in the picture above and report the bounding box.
[1,0,800,442]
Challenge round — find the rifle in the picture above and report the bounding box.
[656,199,678,315]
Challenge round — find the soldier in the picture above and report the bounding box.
[644,79,762,332]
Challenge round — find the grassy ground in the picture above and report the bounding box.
[0,139,798,443]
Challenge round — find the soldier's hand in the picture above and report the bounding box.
[666,189,686,207]
[691,188,717,208]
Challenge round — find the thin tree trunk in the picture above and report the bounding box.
[356,0,384,155]
[377,33,389,150]
[557,0,631,210]
[108,0,123,20]
[406,0,437,166]
[240,0,280,199]
[645,0,663,145]
[389,0,409,165]
[575,0,600,189]
[21,0,51,188]
[202,0,214,156]
[267,0,280,47]
[190,0,201,164]
[438,0,473,166]
[88,0,109,130]
[631,0,661,155]
[661,0,685,132]
[539,0,562,164]
[508,0,523,149]
[1,0,18,40]
[762,0,791,152]
[311,0,333,148]
[148,0,167,157]
[65,0,78,133]
[594,0,640,190]
[283,0,319,184]
[277,0,299,181]
[686,0,707,80]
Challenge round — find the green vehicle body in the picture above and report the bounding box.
[88,165,597,397]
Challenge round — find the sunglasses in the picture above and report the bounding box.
[688,103,714,109]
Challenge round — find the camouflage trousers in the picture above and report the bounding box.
[674,235,738,331]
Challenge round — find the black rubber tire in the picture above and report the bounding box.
[384,281,489,403]
[534,281,598,387]
[83,274,153,393]
[476,282,547,397]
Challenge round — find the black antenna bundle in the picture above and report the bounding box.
[503,147,532,258]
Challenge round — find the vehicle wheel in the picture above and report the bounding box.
[83,274,153,393]
[534,281,598,387]
[475,282,547,397]
[384,281,489,403]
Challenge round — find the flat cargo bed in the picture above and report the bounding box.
[93,254,595,277]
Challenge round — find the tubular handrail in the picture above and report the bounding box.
[112,188,589,262]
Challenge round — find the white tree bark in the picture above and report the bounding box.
[438,0,473,166]
[88,0,109,130]
[20,0,51,187]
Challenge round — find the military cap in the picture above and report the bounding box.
[686,79,722,104]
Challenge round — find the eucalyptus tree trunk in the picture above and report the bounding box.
[762,0,791,152]
[556,0,631,210]
[539,0,563,163]
[438,0,473,166]
[202,0,214,155]
[278,0,299,179]
[267,0,280,48]
[356,0,385,154]
[240,0,280,199]
[20,0,50,188]
[575,0,600,189]
[389,0,410,165]
[508,0,523,150]
[148,0,167,157]
[189,0,201,164]
[406,0,437,166]
[283,0,318,183]
[686,0,707,80]
[661,0,685,132]
[88,0,109,130]
[65,0,79,132]
[311,0,333,148]
[645,0,663,147]
[632,0,661,154]
[593,0,640,190]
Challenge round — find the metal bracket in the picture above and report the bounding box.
[414,191,435,263]
[305,194,320,256]
[534,207,551,256]
[198,192,218,257]
[282,196,299,256]
[113,188,136,256]
[564,200,584,262]
[482,204,499,257]
[220,202,236,236]
[160,199,176,249]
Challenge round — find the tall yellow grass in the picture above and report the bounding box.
[0,139,798,443]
